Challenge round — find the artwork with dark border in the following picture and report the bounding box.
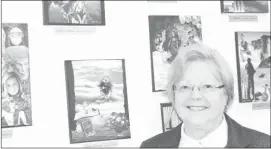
[43,1,105,26]
[65,59,131,144]
[234,32,270,103]
[220,0,269,13]
[148,15,202,92]
[1,23,32,128]
[160,103,182,133]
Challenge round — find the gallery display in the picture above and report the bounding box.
[235,32,271,103]
[148,15,202,92]
[1,0,271,147]
[43,1,105,25]
[160,103,181,132]
[64,59,130,144]
[1,23,32,128]
[221,1,269,13]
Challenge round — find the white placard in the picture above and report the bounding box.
[229,15,258,22]
[252,102,271,110]
[82,140,119,147]
[53,27,97,35]
[2,129,13,139]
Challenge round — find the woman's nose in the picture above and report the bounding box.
[191,87,202,100]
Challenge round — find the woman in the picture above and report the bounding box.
[2,73,30,127]
[69,1,88,24]
[140,43,270,148]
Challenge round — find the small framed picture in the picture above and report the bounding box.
[1,23,32,128]
[235,32,270,103]
[65,59,131,144]
[160,103,181,133]
[221,1,269,13]
[148,15,202,92]
[43,1,105,26]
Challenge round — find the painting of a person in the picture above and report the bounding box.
[98,76,113,102]
[140,43,270,148]
[69,1,88,24]
[245,58,256,100]
[3,35,30,94]
[239,34,251,62]
[2,73,30,127]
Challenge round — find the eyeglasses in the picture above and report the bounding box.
[173,84,225,94]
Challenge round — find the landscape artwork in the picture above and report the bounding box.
[43,1,105,25]
[235,32,270,106]
[221,1,269,13]
[148,15,202,92]
[65,59,130,144]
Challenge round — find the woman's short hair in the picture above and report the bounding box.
[167,43,234,112]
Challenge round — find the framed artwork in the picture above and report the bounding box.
[221,1,269,13]
[65,59,131,144]
[43,1,105,26]
[1,23,32,128]
[160,103,182,133]
[235,32,270,103]
[148,15,202,92]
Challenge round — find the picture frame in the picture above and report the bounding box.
[1,23,32,128]
[64,59,131,144]
[160,103,181,133]
[43,1,105,26]
[234,32,271,103]
[220,0,269,13]
[148,15,202,92]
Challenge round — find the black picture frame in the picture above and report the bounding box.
[220,0,269,14]
[148,15,203,92]
[160,103,181,133]
[64,59,131,144]
[43,1,106,26]
[1,23,33,128]
[234,31,271,103]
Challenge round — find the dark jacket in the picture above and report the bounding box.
[140,114,270,148]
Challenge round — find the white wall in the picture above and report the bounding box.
[1,1,270,147]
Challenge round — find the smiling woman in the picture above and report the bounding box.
[140,43,271,148]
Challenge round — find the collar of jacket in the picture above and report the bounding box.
[168,113,250,148]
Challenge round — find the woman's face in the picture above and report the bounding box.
[9,33,23,46]
[6,77,20,96]
[173,60,227,126]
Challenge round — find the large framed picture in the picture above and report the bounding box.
[148,15,202,92]
[65,59,131,144]
[235,32,270,103]
[221,1,269,13]
[43,1,105,26]
[160,103,181,133]
[1,23,32,128]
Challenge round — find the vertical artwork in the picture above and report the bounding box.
[235,32,271,103]
[65,59,131,144]
[148,15,202,92]
[221,1,269,13]
[160,103,182,133]
[43,1,105,25]
[1,23,32,128]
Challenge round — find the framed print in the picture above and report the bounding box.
[43,1,105,26]
[148,15,202,92]
[1,23,32,128]
[65,59,131,144]
[235,32,270,103]
[221,1,269,13]
[160,103,181,133]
